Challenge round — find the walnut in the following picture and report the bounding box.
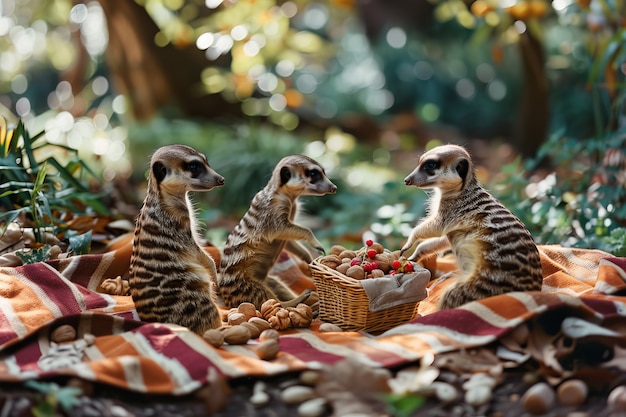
[100,276,130,295]
[260,299,281,320]
[287,303,313,328]
[268,308,291,330]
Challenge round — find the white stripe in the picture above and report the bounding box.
[119,356,148,392]
[41,263,87,311]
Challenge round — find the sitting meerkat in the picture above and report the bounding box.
[219,154,337,309]
[400,144,543,309]
[129,144,224,334]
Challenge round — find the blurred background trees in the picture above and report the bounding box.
[1,0,625,254]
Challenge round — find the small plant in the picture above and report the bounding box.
[25,380,82,417]
[0,117,109,253]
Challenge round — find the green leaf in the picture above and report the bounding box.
[16,245,51,264]
[67,230,92,255]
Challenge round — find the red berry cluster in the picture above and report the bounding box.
[390,257,415,275]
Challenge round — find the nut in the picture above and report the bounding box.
[249,317,272,333]
[223,325,252,345]
[345,265,365,280]
[260,299,281,320]
[227,312,246,326]
[237,302,258,321]
[329,245,347,256]
[269,308,291,330]
[51,325,76,343]
[202,329,224,348]
[259,329,280,341]
[522,382,555,415]
[338,250,357,259]
[287,304,313,328]
[557,379,587,407]
[336,263,350,275]
[319,323,344,332]
[370,269,385,278]
[240,321,261,339]
[319,254,342,269]
[280,385,315,404]
[608,385,626,412]
[255,338,280,360]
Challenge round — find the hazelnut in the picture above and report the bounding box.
[255,338,280,361]
[202,329,224,348]
[329,245,347,256]
[557,379,587,407]
[51,325,76,343]
[346,265,365,280]
[336,263,350,275]
[522,382,555,415]
[237,302,258,321]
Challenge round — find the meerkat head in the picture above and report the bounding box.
[404,144,473,192]
[149,144,224,196]
[274,154,337,197]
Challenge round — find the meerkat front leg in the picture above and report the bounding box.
[273,224,326,256]
[286,240,314,263]
[400,219,443,258]
[408,236,450,262]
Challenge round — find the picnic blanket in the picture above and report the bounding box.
[0,234,625,395]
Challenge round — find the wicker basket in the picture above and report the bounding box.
[310,258,421,333]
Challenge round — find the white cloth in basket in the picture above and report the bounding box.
[360,268,431,312]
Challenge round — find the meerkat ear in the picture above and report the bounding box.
[152,161,168,183]
[280,166,291,185]
[456,159,469,181]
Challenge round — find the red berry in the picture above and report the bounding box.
[389,270,397,275]
[367,249,377,259]
[370,261,379,270]
[350,258,362,266]
[392,260,401,270]
[363,262,373,272]
[365,239,374,247]
[404,262,414,272]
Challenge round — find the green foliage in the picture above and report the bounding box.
[384,392,426,417]
[25,381,82,417]
[492,130,626,255]
[0,118,109,247]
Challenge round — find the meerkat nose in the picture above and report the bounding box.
[217,176,225,186]
[404,177,413,186]
[330,184,337,193]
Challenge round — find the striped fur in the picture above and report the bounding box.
[129,145,223,334]
[219,155,336,309]
[401,144,543,309]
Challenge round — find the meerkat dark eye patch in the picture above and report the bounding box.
[280,166,291,185]
[185,160,206,178]
[421,159,440,175]
[152,161,168,183]
[305,169,321,183]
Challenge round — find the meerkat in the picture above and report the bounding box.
[400,144,543,310]
[219,155,337,309]
[129,144,224,334]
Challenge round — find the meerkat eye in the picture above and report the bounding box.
[421,159,440,174]
[185,161,206,178]
[305,169,322,183]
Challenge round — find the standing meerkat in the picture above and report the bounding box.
[219,155,337,309]
[129,144,224,334]
[400,144,543,309]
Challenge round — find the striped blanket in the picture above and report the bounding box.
[0,235,625,395]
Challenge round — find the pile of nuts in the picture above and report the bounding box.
[318,240,417,280]
[202,300,314,360]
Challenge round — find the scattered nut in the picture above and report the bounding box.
[297,397,328,417]
[223,325,252,345]
[227,312,246,326]
[261,299,281,320]
[250,381,270,407]
[522,382,555,415]
[259,329,280,342]
[463,373,497,390]
[432,382,458,404]
[51,325,76,343]
[240,322,261,339]
[269,308,291,330]
[288,303,313,328]
[608,385,626,412]
[557,379,588,407]
[255,338,280,361]
[319,323,344,332]
[202,329,224,348]
[237,302,258,321]
[249,317,272,333]
[335,263,350,275]
[300,370,321,386]
[465,385,491,407]
[281,385,316,405]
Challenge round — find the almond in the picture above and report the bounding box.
[202,329,224,348]
[240,321,261,339]
[223,325,251,345]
